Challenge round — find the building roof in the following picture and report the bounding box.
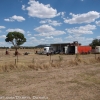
[51,43,70,45]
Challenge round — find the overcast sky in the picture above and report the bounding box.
[0,0,100,47]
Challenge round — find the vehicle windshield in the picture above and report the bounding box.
[44,48,46,50]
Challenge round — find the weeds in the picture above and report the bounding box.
[32,58,35,63]
[58,55,63,61]
[0,55,100,73]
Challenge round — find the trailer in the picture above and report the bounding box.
[65,46,91,54]
[65,46,76,54]
[77,46,91,54]
[95,46,100,53]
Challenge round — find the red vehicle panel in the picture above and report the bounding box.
[77,46,91,54]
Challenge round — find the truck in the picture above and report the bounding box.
[43,47,54,54]
[65,46,92,54]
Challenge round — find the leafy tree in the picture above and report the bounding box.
[5,31,26,48]
[5,31,26,55]
[89,39,100,49]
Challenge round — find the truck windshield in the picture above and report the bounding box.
[44,48,46,50]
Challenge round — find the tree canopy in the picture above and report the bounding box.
[89,39,100,49]
[5,31,26,48]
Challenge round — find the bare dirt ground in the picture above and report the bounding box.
[0,49,100,100]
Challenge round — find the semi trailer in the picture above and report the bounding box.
[65,46,92,54]
[95,46,100,53]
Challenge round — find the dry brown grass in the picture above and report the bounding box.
[0,63,100,100]
[0,49,100,100]
[0,58,100,73]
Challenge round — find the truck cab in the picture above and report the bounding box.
[43,47,54,54]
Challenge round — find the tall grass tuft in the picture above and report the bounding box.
[0,55,100,73]
[1,63,16,72]
[32,58,35,63]
[58,55,63,62]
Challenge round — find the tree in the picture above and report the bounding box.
[5,31,26,47]
[5,31,26,55]
[89,39,100,49]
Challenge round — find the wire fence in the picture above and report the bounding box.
[0,51,100,65]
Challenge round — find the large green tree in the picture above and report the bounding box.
[89,39,100,49]
[5,31,26,49]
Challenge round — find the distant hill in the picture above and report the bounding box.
[34,44,50,48]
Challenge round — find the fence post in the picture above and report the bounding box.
[17,55,18,62]
[50,53,52,61]
[15,59,16,65]
[95,53,96,59]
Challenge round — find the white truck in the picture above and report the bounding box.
[43,47,54,54]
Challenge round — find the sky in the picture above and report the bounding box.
[0,0,100,47]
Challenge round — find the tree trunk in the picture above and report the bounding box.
[15,48,18,56]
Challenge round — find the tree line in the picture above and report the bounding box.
[5,31,100,50]
[89,39,100,49]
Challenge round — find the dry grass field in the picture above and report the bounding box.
[0,49,100,100]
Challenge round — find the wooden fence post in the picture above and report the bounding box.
[50,54,51,61]
[15,59,16,65]
[17,55,18,62]
[95,53,96,59]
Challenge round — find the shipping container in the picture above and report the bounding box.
[65,46,92,54]
[77,46,91,54]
